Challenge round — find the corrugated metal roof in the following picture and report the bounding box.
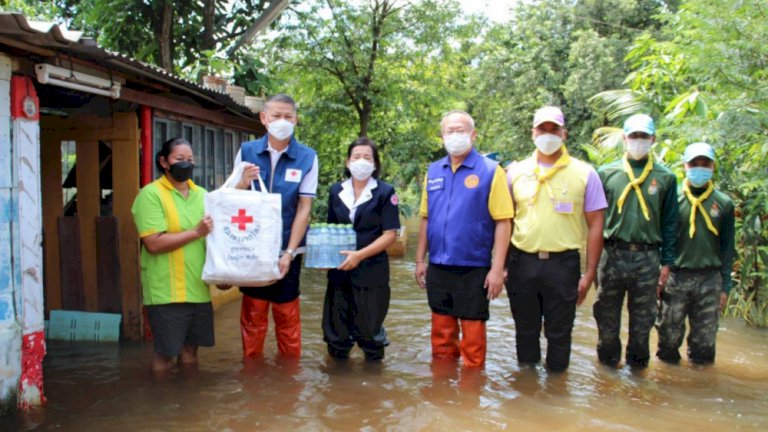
[0,12,257,119]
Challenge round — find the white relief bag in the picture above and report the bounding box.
[202,162,282,287]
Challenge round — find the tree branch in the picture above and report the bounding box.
[326,0,361,77]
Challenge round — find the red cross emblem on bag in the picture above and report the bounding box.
[231,209,254,231]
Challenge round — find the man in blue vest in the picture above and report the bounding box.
[235,94,318,358]
[415,110,514,367]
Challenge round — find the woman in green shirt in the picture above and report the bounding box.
[131,137,213,372]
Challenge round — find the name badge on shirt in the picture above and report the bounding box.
[427,177,444,192]
[554,201,574,214]
[285,169,302,183]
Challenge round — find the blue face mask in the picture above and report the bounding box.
[686,167,713,187]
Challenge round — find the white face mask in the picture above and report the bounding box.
[534,133,563,155]
[349,159,375,180]
[267,118,294,141]
[626,138,652,160]
[443,133,472,156]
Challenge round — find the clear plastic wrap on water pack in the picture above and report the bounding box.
[304,223,356,269]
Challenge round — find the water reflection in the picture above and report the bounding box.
[2,224,768,431]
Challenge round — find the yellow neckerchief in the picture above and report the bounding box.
[683,180,718,238]
[530,146,570,205]
[617,153,653,221]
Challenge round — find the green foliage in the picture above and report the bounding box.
[181,49,238,81]
[564,30,628,140]
[254,0,477,220]
[469,0,673,163]
[723,289,768,328]
[231,52,273,96]
[45,0,270,74]
[0,0,62,18]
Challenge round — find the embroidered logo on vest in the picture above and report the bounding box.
[710,202,720,218]
[647,178,659,195]
[464,174,480,189]
[285,169,302,182]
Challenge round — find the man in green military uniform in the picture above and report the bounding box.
[594,114,679,368]
[657,143,735,365]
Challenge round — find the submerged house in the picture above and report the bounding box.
[0,13,266,413]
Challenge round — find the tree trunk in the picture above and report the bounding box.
[202,0,216,51]
[355,0,392,138]
[358,105,371,138]
[158,0,175,72]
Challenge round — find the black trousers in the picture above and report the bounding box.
[505,248,580,371]
[426,264,490,320]
[240,256,302,303]
[322,258,390,360]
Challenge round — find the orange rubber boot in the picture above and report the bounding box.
[431,312,460,360]
[241,297,270,358]
[459,319,486,367]
[273,298,302,357]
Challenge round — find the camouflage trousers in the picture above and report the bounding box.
[594,246,660,367]
[656,268,722,365]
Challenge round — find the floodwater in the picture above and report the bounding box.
[3,230,768,431]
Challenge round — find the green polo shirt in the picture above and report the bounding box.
[598,158,679,265]
[675,185,736,293]
[131,176,210,305]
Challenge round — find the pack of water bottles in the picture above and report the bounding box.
[305,223,357,269]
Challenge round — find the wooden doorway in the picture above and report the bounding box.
[40,112,142,340]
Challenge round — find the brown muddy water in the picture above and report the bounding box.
[3,233,767,431]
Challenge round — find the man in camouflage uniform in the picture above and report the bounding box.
[657,143,735,365]
[594,114,679,368]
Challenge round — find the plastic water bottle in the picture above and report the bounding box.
[316,223,331,268]
[305,224,317,268]
[331,224,344,268]
[305,224,315,268]
[344,224,356,252]
[325,223,337,269]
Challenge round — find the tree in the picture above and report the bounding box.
[269,0,467,138]
[256,0,478,218]
[51,0,271,73]
[468,0,676,163]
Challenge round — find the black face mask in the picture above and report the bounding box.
[168,161,195,182]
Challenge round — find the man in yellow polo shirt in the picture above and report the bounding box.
[415,110,513,367]
[506,106,607,372]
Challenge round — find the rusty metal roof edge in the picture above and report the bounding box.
[106,58,257,121]
[0,12,256,119]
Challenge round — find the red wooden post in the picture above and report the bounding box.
[139,105,154,340]
[140,105,152,186]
